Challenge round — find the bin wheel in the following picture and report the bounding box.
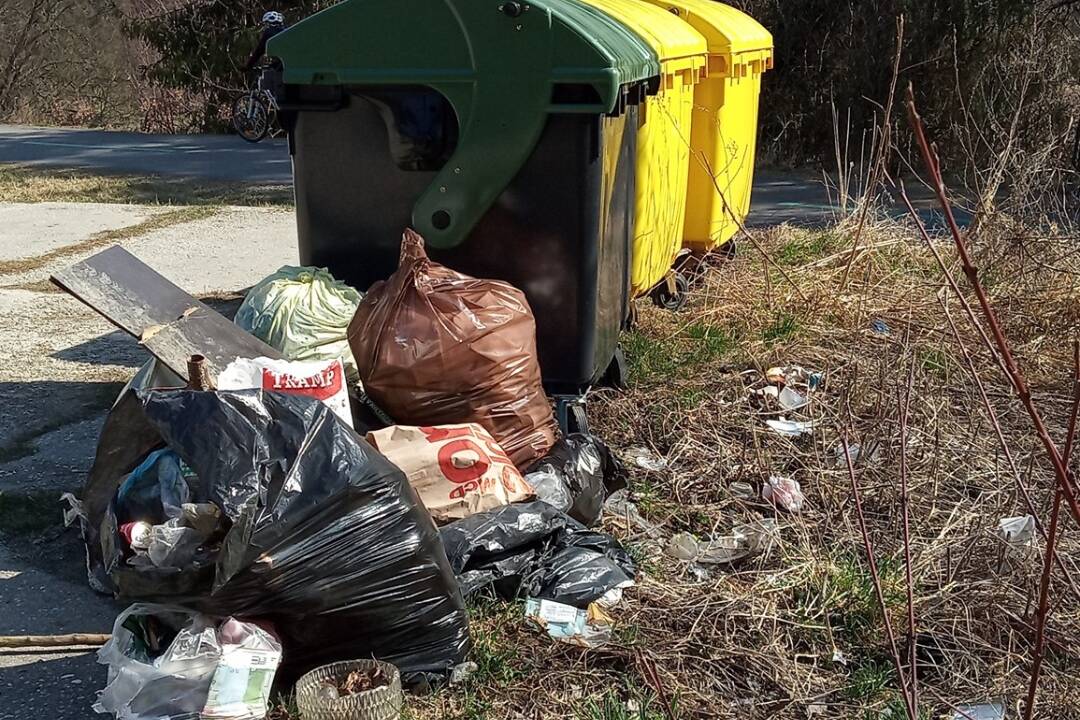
[650,272,690,311]
[567,404,590,435]
[601,346,629,391]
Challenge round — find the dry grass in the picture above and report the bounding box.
[399,213,1080,720]
[0,205,218,277]
[0,165,293,206]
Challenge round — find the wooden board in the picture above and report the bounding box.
[51,245,283,381]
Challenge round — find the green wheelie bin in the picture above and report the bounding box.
[268,0,661,394]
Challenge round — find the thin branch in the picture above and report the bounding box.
[1023,340,1080,720]
[931,289,1080,603]
[840,434,916,720]
[903,84,1080,534]
[898,358,919,718]
[839,14,904,290]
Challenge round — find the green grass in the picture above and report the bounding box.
[918,347,951,379]
[623,321,739,388]
[465,599,528,687]
[0,165,294,207]
[790,554,907,642]
[844,659,894,700]
[577,681,677,720]
[0,491,64,536]
[763,311,800,345]
[776,230,843,266]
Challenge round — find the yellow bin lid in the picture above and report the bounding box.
[580,0,707,79]
[643,0,773,73]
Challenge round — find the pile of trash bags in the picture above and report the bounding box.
[65,230,635,717]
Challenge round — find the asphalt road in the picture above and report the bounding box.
[0,123,872,228]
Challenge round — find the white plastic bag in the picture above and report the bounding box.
[235,266,362,381]
[95,605,222,720]
[217,357,353,428]
[95,605,281,720]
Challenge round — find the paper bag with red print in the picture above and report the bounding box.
[367,424,534,523]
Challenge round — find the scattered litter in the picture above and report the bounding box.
[95,604,281,720]
[603,489,665,539]
[831,648,848,666]
[440,500,636,608]
[765,366,788,384]
[762,475,805,513]
[807,703,827,717]
[60,492,86,528]
[234,265,363,382]
[348,230,558,468]
[952,702,1005,720]
[766,418,815,437]
[831,441,882,467]
[807,372,825,390]
[526,433,628,527]
[625,446,668,472]
[524,597,614,648]
[753,385,780,400]
[728,481,756,501]
[998,515,1036,564]
[778,386,810,410]
[871,318,891,335]
[217,357,353,427]
[367,424,534,523]
[449,661,479,685]
[666,519,778,565]
[998,515,1035,547]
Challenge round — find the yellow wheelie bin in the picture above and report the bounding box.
[581,0,707,296]
[641,0,773,253]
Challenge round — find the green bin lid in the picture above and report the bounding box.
[269,0,658,113]
[267,0,660,252]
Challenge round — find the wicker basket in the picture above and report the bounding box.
[295,659,403,720]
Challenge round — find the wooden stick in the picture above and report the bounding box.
[0,633,110,648]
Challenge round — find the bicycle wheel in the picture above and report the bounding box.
[231,93,270,143]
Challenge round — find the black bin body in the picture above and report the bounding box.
[288,87,636,394]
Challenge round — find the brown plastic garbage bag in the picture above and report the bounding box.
[348,230,558,468]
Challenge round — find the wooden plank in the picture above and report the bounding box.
[51,245,283,381]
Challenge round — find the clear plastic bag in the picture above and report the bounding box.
[95,604,223,720]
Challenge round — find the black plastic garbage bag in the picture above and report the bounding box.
[80,388,469,681]
[439,501,635,609]
[525,434,628,527]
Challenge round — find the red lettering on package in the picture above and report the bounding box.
[261,365,341,402]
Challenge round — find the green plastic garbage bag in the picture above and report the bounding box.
[235,266,363,381]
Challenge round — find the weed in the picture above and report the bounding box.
[776,230,842,266]
[844,658,894,700]
[466,599,526,687]
[763,311,800,344]
[578,682,675,720]
[918,347,951,378]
